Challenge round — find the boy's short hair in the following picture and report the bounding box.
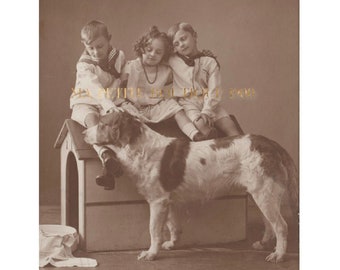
[81,20,110,45]
[167,22,197,43]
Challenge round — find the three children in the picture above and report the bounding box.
[71,20,242,190]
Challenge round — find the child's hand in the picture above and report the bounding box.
[106,106,124,114]
[197,113,213,127]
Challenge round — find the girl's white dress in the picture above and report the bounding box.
[121,58,182,123]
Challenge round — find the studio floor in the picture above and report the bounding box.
[39,203,299,270]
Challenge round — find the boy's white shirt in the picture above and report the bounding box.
[169,55,221,118]
[70,51,126,112]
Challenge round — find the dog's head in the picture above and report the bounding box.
[83,111,142,146]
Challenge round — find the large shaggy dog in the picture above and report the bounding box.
[84,111,299,263]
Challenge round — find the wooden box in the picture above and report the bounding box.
[54,119,247,251]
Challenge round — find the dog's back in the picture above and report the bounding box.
[153,133,298,262]
[157,134,298,209]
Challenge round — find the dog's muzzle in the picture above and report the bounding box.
[83,125,98,145]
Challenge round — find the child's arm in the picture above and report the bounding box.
[76,51,126,112]
[98,50,126,89]
[201,59,222,119]
[165,70,173,86]
[94,65,114,89]
[120,61,142,105]
[119,72,128,88]
[75,62,117,112]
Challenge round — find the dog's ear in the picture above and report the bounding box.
[85,112,121,146]
[118,111,142,144]
[100,111,121,127]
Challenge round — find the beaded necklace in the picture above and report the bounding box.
[142,62,158,84]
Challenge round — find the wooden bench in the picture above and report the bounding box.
[54,118,247,252]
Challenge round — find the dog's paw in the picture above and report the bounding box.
[252,241,265,250]
[161,240,175,250]
[265,252,284,263]
[137,250,157,261]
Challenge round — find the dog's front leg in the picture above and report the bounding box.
[162,204,181,250]
[138,198,169,261]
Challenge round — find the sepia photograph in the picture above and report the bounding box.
[39,0,299,269]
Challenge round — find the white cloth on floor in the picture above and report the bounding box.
[39,224,97,267]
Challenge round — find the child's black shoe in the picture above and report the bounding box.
[205,128,219,140]
[101,150,124,177]
[96,174,115,190]
[95,149,123,190]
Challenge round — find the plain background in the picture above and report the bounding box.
[2,1,340,269]
[40,0,299,205]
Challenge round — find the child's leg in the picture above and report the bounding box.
[214,117,241,136]
[193,118,214,136]
[93,145,123,190]
[178,98,218,139]
[71,104,122,190]
[142,99,205,141]
[174,110,205,141]
[213,105,243,137]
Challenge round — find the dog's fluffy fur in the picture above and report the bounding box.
[84,111,299,263]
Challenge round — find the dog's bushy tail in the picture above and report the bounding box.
[250,135,299,217]
[287,160,299,217]
[281,149,299,218]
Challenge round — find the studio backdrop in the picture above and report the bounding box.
[40,0,298,204]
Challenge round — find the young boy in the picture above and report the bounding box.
[70,20,126,190]
[167,22,241,138]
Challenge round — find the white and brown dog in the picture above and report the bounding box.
[84,111,299,263]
